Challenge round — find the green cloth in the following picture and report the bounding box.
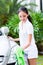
[14,47,25,65]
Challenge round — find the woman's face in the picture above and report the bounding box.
[18,11,28,22]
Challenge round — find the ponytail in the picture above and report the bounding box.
[27,15,32,23]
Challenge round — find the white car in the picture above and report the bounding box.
[0,31,11,65]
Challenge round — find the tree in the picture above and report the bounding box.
[0,0,11,27]
[0,0,26,26]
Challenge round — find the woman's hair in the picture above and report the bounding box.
[18,6,32,23]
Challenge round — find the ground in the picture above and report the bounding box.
[37,55,43,65]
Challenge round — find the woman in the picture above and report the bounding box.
[10,6,38,65]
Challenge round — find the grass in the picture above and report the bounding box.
[37,55,43,65]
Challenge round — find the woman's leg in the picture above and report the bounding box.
[28,58,37,65]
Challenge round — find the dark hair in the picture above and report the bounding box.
[18,6,32,23]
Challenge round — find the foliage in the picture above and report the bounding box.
[30,12,43,43]
[5,14,19,38]
[0,0,11,27]
[0,0,30,27]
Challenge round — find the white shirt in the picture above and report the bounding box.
[19,19,37,51]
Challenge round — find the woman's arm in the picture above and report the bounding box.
[22,34,32,50]
[8,36,20,42]
[13,38,20,42]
